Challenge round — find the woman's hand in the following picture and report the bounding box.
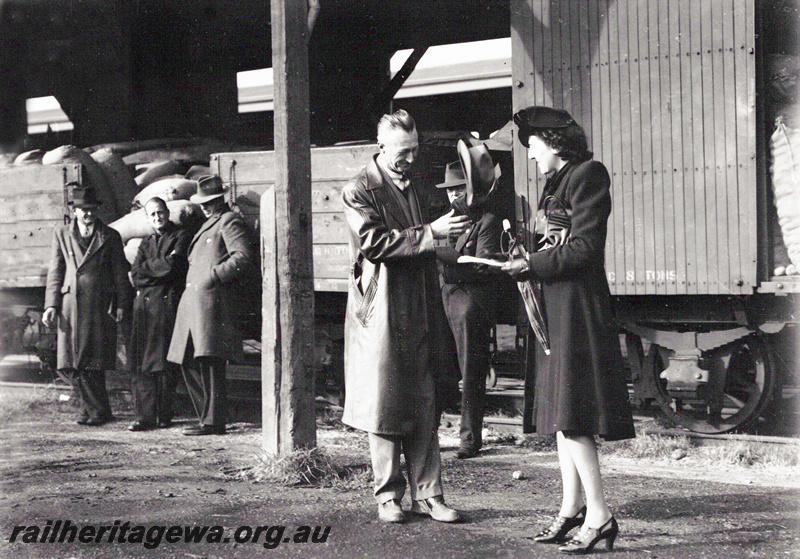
[500,257,530,279]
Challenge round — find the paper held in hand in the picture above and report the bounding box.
[456,255,506,267]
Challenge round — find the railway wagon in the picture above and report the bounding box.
[0,164,82,358]
[510,0,800,433]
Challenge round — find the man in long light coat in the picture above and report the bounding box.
[167,175,254,436]
[341,110,469,523]
[43,186,132,425]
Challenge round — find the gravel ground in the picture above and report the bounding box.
[1,396,799,559]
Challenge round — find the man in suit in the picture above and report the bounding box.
[436,158,503,459]
[341,110,470,523]
[167,175,254,436]
[128,196,191,431]
[42,185,132,426]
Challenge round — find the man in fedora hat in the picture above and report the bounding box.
[128,196,191,432]
[167,174,254,436]
[342,110,470,524]
[43,184,132,426]
[436,158,503,459]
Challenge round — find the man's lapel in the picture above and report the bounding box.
[77,222,109,269]
[189,212,222,253]
[365,158,411,230]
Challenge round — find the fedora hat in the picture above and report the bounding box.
[436,161,467,189]
[71,185,102,208]
[457,139,500,206]
[190,174,228,204]
[513,106,575,147]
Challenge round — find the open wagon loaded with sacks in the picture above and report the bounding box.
[0,141,238,375]
[510,0,800,434]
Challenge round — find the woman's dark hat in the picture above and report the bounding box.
[514,106,575,147]
[71,185,102,208]
[436,161,467,189]
[190,174,228,204]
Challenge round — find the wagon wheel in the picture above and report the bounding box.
[652,336,776,434]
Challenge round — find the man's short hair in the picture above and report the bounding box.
[377,110,416,142]
[144,196,168,212]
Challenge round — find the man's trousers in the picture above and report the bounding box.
[181,356,227,427]
[61,368,112,421]
[132,364,179,424]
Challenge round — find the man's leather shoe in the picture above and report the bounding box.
[84,417,107,426]
[411,496,460,523]
[157,419,173,429]
[128,420,156,432]
[183,424,225,436]
[76,416,89,425]
[456,447,480,459]
[378,499,405,523]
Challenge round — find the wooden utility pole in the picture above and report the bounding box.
[262,0,316,454]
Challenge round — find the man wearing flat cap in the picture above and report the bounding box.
[436,154,503,459]
[43,185,132,426]
[167,175,254,436]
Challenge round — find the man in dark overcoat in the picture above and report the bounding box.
[128,197,191,431]
[42,186,132,425]
[167,175,254,436]
[436,158,502,459]
[341,110,470,524]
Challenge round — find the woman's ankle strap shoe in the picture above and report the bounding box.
[558,516,618,554]
[533,505,586,543]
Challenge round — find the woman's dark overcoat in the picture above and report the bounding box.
[44,220,132,371]
[130,223,190,374]
[526,159,634,441]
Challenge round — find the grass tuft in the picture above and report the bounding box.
[234,447,371,489]
[600,433,693,459]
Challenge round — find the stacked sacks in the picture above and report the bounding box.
[13,150,44,166]
[132,176,198,208]
[42,145,119,224]
[90,148,139,215]
[770,114,800,276]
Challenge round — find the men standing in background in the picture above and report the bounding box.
[341,110,470,523]
[167,175,254,436]
[128,197,191,431]
[42,185,132,426]
[436,156,502,459]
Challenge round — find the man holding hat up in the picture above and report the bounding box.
[167,175,254,436]
[43,185,132,426]
[437,145,503,459]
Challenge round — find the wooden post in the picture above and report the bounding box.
[262,0,316,454]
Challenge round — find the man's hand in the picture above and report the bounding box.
[431,209,471,239]
[42,307,57,329]
[500,258,530,279]
[114,308,125,324]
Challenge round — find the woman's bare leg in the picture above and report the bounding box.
[558,433,612,528]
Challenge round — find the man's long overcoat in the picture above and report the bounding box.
[341,156,442,435]
[130,223,190,374]
[167,206,253,364]
[44,220,132,371]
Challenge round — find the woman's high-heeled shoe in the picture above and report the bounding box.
[558,516,618,554]
[533,505,587,543]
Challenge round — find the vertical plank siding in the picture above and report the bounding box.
[511,0,757,295]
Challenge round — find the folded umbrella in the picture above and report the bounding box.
[502,220,551,356]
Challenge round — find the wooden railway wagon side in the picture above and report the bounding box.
[0,165,82,356]
[511,0,799,433]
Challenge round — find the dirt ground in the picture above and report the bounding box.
[1,390,799,559]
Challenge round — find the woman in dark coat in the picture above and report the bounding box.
[502,107,634,554]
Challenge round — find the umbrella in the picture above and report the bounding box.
[502,219,551,356]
